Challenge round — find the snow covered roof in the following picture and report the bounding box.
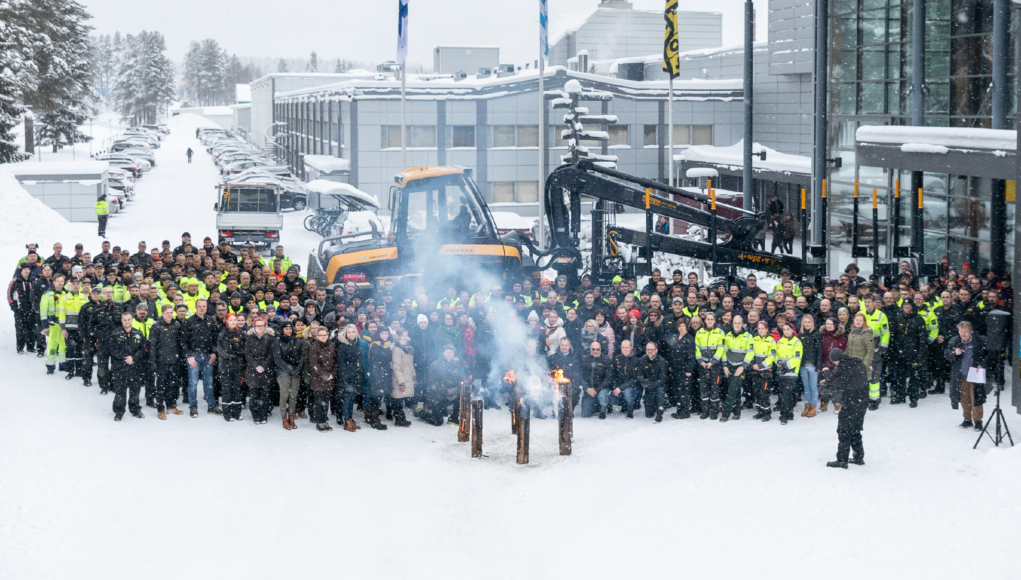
[677,141,811,175]
[305,180,379,208]
[856,126,1017,151]
[3,161,110,177]
[275,67,741,103]
[303,155,351,174]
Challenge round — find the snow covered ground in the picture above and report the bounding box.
[2,114,1020,579]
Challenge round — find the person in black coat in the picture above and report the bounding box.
[110,311,147,421]
[365,328,394,430]
[548,337,582,415]
[7,265,35,353]
[893,301,929,406]
[335,324,365,431]
[610,340,641,418]
[638,341,669,421]
[217,314,246,421]
[945,321,988,430]
[423,344,465,426]
[273,320,306,429]
[244,319,276,424]
[579,341,612,418]
[149,304,184,418]
[825,349,869,468]
[665,319,697,419]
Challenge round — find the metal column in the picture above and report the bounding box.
[990,0,1009,275]
[742,0,754,211]
[910,0,925,255]
[811,0,828,246]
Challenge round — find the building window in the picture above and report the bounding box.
[384,126,403,148]
[608,125,629,146]
[409,126,436,148]
[517,181,539,202]
[643,125,658,146]
[493,181,516,202]
[672,125,691,146]
[492,181,539,203]
[493,125,516,147]
[692,125,713,145]
[518,125,539,147]
[452,126,475,148]
[555,125,570,147]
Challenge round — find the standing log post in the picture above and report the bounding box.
[516,400,530,465]
[471,399,484,458]
[458,378,471,443]
[559,380,573,456]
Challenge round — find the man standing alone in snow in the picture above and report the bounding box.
[825,349,869,468]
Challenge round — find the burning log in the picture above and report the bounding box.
[551,370,573,456]
[516,399,530,465]
[471,399,484,458]
[458,376,472,443]
[504,371,518,434]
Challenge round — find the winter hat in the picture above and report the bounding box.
[829,348,846,362]
[72,265,83,275]
[629,309,641,320]
[612,275,623,283]
[417,314,428,325]
[527,311,539,323]
[443,344,455,352]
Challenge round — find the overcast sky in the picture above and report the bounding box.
[80,0,767,69]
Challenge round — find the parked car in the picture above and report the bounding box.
[231,174,308,211]
[222,159,269,175]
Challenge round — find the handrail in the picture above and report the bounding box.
[316,221,382,259]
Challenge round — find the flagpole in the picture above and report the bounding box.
[668,77,673,186]
[401,66,407,171]
[538,0,548,251]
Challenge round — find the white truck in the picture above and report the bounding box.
[214,183,283,247]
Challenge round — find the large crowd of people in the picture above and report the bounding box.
[7,233,1012,464]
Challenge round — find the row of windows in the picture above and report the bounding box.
[380,124,714,149]
[493,181,540,203]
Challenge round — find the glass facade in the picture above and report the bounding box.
[827,0,1017,277]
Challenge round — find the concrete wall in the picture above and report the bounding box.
[20,180,106,222]
[768,0,815,75]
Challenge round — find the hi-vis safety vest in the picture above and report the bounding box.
[695,327,725,363]
[95,200,109,215]
[864,308,890,351]
[750,335,776,369]
[723,330,755,367]
[774,336,803,376]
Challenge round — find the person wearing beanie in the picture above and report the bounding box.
[149,303,185,419]
[824,348,870,468]
[272,319,305,430]
[217,313,247,421]
[421,344,464,426]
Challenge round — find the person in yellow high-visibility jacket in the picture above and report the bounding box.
[40,274,68,374]
[774,323,803,425]
[749,321,777,421]
[721,315,755,421]
[95,194,109,237]
[694,313,726,420]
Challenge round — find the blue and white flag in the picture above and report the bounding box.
[539,0,549,61]
[397,0,409,64]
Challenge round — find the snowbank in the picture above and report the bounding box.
[678,140,812,175]
[856,126,1017,151]
[0,170,74,245]
[303,155,351,174]
[306,179,379,208]
[3,160,110,176]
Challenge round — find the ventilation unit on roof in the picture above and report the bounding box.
[453,71,468,81]
[478,67,493,77]
[496,64,515,78]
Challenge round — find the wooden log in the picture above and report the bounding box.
[559,380,573,456]
[471,399,484,458]
[510,383,518,434]
[458,379,471,442]
[516,401,530,465]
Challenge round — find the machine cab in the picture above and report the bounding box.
[389,167,498,245]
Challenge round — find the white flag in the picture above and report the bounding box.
[397,0,409,65]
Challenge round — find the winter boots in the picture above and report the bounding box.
[158,411,167,420]
[826,461,848,469]
[805,404,816,417]
[670,410,690,420]
[818,401,828,412]
[344,419,358,432]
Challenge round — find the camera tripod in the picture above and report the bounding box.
[973,385,1013,449]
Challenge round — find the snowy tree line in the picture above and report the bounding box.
[0,0,95,161]
[181,39,262,107]
[91,32,176,125]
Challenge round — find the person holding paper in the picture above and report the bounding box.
[945,321,988,431]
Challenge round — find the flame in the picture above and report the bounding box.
[503,371,516,384]
[550,369,571,384]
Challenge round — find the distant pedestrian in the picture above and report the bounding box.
[654,216,670,235]
[186,148,193,163]
[95,194,109,237]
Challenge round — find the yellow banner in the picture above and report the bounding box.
[663,0,679,78]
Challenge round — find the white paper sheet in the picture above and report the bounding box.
[967,367,986,384]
